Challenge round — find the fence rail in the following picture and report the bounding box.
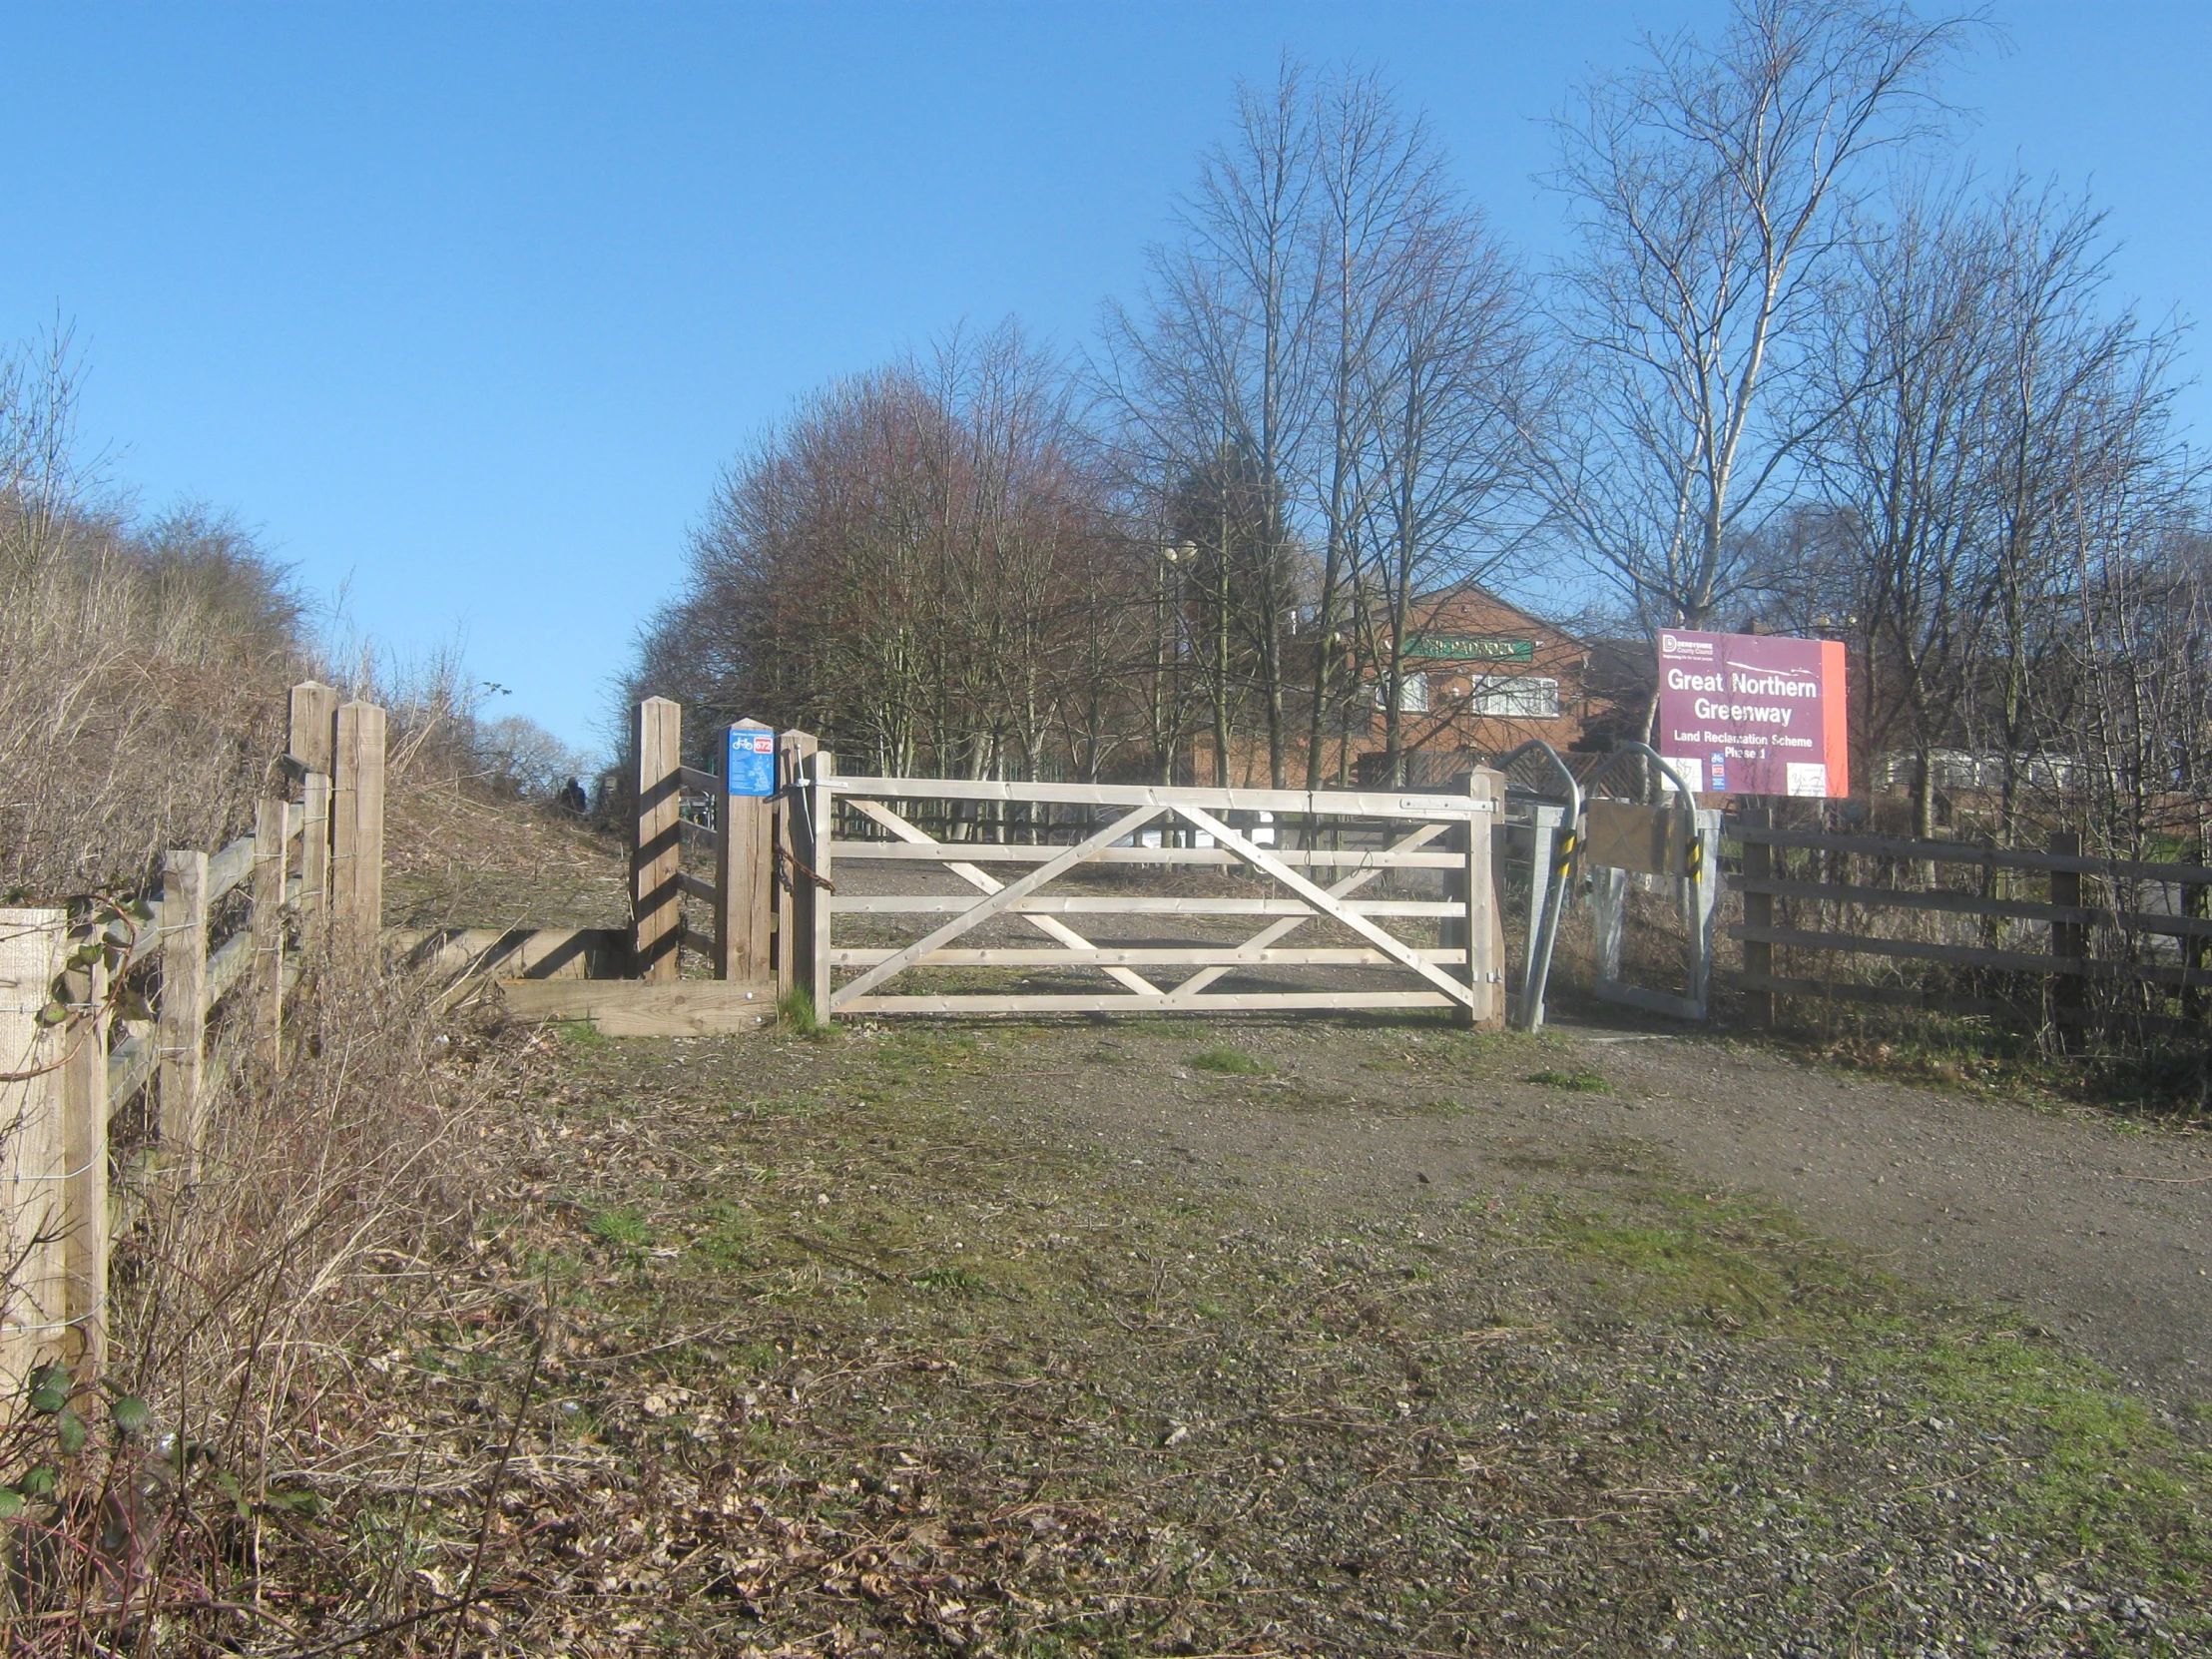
[613,702,2212,1049]
[1733,821,2212,885]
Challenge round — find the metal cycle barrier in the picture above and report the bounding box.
[1575,742,1722,1022]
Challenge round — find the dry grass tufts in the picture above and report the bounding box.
[0,512,298,902]
[1,955,551,1651]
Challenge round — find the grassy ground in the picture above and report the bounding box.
[389,1014,2212,1657]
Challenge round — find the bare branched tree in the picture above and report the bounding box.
[1802,182,2008,834]
[1789,176,2201,848]
[1548,0,1975,649]
[1101,62,1546,789]
[1358,211,1548,784]
[1301,69,1448,785]
[634,322,1131,782]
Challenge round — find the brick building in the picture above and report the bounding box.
[1350,587,1599,785]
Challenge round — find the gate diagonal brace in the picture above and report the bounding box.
[1170,806,1474,1008]
[845,799,1164,997]
[1160,822,1449,1003]
[830,804,1167,1010]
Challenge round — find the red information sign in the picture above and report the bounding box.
[1654,629,1848,798]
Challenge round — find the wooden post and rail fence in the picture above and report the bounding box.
[1727,806,2212,1037]
[1,682,386,1403]
[526,716,2212,1041]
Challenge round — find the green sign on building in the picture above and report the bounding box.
[1405,635,1536,662]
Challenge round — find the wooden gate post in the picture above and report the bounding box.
[774,730,820,1002]
[1463,768,1505,1029]
[717,721,775,983]
[1740,805,1774,1027]
[1,908,69,1401]
[159,849,210,1154]
[632,698,683,982]
[330,701,387,962]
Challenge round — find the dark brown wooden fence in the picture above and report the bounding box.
[1729,806,2212,1038]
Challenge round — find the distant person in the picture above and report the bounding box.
[558,777,588,818]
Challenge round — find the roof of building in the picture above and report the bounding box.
[1412,583,1586,646]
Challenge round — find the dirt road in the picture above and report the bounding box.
[1542,1019,2212,1405]
[974,1008,2212,1410]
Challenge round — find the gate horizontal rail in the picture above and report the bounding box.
[827,842,1464,869]
[831,895,1463,916]
[827,776,1495,821]
[829,947,1469,966]
[837,991,1463,1015]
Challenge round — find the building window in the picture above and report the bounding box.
[1383,673,1429,713]
[1466,675,1559,719]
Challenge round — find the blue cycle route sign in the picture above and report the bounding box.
[728,724,777,797]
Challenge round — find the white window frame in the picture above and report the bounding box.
[1377,672,1431,713]
[1465,674,1559,719]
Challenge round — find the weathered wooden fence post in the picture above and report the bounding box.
[2049,830,2084,1028]
[331,701,387,962]
[289,682,339,774]
[2186,843,2209,1023]
[160,849,210,1155]
[1739,804,1774,1027]
[718,720,775,984]
[299,770,331,948]
[774,730,820,1003]
[1,908,69,1401]
[632,698,683,982]
[289,681,340,948]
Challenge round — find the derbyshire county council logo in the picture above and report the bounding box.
[1659,632,1715,660]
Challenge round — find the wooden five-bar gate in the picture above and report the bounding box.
[615,699,1511,1028]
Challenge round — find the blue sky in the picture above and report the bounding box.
[3,2,2205,754]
